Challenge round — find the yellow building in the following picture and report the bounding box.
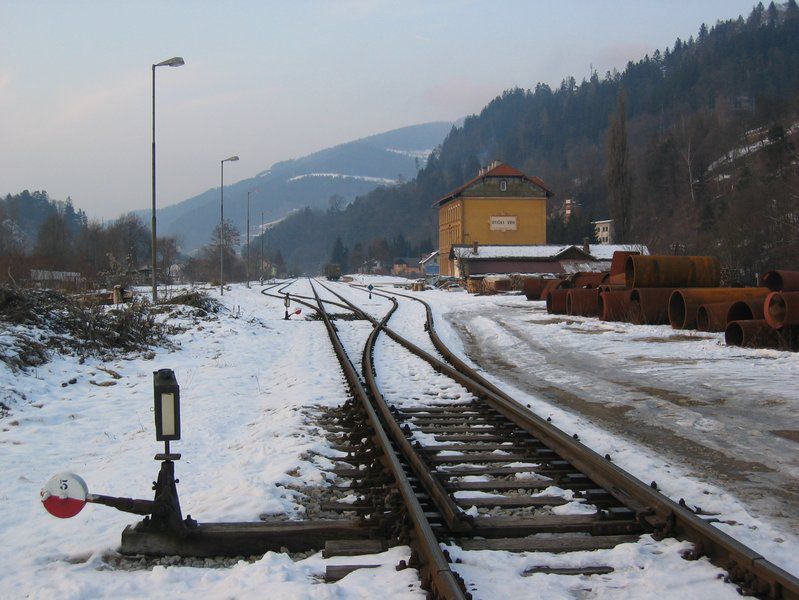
[435,161,554,277]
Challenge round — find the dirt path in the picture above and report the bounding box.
[443,300,799,528]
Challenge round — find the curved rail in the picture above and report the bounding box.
[324,280,799,599]
[307,280,466,600]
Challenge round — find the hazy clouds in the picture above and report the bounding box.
[0,0,756,219]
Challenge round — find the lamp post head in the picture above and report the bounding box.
[155,56,185,68]
[222,155,240,163]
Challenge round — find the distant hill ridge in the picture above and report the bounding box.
[147,121,455,252]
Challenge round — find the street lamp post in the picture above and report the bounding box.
[260,211,265,284]
[245,189,259,289]
[151,56,185,303]
[220,155,239,296]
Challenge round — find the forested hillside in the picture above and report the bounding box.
[0,191,86,255]
[263,1,799,278]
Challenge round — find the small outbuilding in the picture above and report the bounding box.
[450,243,648,278]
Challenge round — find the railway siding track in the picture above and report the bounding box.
[305,281,468,599]
[318,280,799,599]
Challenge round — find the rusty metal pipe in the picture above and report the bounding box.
[625,255,721,289]
[546,289,569,314]
[726,299,764,323]
[629,288,673,325]
[540,278,565,301]
[598,284,626,293]
[764,291,799,329]
[522,277,547,301]
[599,290,634,322]
[610,251,639,277]
[669,288,769,330]
[725,320,783,348]
[760,270,799,292]
[566,288,599,316]
[696,301,736,332]
[570,272,607,289]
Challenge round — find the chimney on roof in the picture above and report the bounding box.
[478,160,502,178]
[472,241,479,254]
[583,237,590,255]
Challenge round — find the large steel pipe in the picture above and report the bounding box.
[764,291,799,329]
[760,270,799,292]
[629,288,673,325]
[522,277,546,301]
[546,289,569,314]
[669,288,769,330]
[599,290,633,322]
[610,250,639,277]
[598,284,626,293]
[625,255,721,289]
[570,272,607,289]
[726,299,764,323]
[696,301,736,332]
[566,288,600,316]
[540,278,566,300]
[725,320,783,349]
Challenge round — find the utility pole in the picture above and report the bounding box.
[246,191,251,288]
[261,211,265,283]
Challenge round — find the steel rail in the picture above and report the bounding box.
[358,306,473,534]
[328,281,799,599]
[307,280,466,600]
[260,279,354,316]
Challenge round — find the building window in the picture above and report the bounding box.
[500,180,507,192]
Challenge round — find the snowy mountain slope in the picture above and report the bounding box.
[146,121,454,253]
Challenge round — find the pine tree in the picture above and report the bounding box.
[607,93,633,243]
[274,250,286,277]
[330,236,349,272]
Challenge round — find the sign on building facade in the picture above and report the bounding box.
[489,216,517,231]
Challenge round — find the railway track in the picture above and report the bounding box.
[266,279,799,598]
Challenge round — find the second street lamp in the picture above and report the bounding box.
[151,56,185,303]
[220,155,239,296]
[246,188,260,289]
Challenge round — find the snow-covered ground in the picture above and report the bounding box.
[366,284,799,579]
[2,277,797,599]
[0,283,422,599]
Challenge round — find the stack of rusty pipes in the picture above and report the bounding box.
[725,270,799,350]
[545,251,640,317]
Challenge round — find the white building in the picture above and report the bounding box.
[592,219,615,244]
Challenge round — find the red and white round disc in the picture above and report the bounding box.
[41,472,89,518]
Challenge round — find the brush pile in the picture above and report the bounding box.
[0,286,178,371]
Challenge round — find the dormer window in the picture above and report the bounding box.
[500,180,507,192]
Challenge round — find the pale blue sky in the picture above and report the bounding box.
[0,1,758,218]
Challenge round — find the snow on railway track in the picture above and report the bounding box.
[310,281,788,599]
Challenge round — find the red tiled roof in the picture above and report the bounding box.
[433,162,554,207]
[482,163,525,177]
